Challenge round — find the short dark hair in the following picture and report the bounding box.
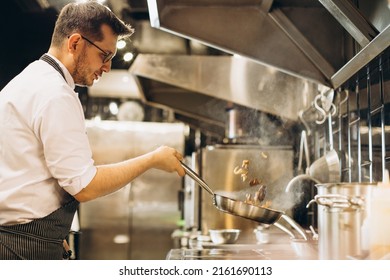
[51,0,134,47]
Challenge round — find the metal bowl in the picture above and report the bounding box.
[209,229,241,244]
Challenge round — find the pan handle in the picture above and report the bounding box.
[180,162,214,196]
[273,222,296,239]
[280,214,308,240]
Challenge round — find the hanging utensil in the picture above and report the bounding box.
[314,94,327,125]
[309,89,341,182]
[308,149,341,183]
[297,130,311,174]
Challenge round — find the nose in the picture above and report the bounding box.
[101,60,112,72]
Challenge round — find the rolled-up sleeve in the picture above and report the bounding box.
[33,86,97,196]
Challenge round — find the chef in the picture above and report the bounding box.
[0,1,185,259]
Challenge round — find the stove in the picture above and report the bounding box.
[166,242,316,260]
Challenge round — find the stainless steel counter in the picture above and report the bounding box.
[167,232,318,260]
[168,232,390,260]
[167,243,317,260]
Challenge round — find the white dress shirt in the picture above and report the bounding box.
[0,54,97,225]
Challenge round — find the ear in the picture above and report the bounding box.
[67,33,82,55]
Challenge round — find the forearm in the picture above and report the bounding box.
[73,146,185,202]
[74,153,155,202]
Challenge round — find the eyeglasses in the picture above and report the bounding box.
[80,35,115,64]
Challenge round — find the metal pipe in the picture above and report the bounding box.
[356,78,362,182]
[366,66,373,182]
[379,55,387,182]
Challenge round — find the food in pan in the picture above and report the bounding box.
[233,159,269,207]
[233,159,262,186]
[244,184,267,206]
[249,178,262,186]
[233,160,249,182]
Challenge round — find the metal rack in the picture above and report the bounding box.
[317,47,390,183]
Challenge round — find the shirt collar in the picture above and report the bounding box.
[45,53,75,89]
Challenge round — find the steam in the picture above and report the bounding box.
[228,107,293,146]
[263,175,318,212]
[198,99,306,212]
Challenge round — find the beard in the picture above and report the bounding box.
[72,48,94,87]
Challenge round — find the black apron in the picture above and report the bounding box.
[0,54,79,259]
[0,199,79,259]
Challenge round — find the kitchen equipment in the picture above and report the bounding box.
[255,224,296,242]
[209,229,241,244]
[314,94,327,125]
[254,226,272,243]
[290,238,318,259]
[181,161,279,223]
[368,171,390,259]
[283,109,319,229]
[284,174,320,230]
[181,162,308,240]
[309,88,341,181]
[285,174,321,192]
[307,182,377,259]
[199,145,294,235]
[182,153,201,231]
[308,149,341,183]
[297,130,311,174]
[254,225,293,244]
[225,107,245,141]
[310,89,341,183]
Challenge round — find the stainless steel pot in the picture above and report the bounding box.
[181,162,308,240]
[307,182,376,259]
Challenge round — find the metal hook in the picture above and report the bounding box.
[320,89,334,112]
[329,103,337,116]
[299,109,312,136]
[314,94,327,124]
[339,89,349,106]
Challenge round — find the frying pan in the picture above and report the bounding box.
[181,162,308,240]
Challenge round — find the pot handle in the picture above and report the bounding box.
[181,161,214,196]
[307,194,364,209]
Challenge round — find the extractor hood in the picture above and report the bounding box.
[146,0,346,87]
[145,0,389,88]
[130,54,320,125]
[129,0,389,134]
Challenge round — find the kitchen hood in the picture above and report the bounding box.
[145,0,345,87]
[129,54,319,129]
[144,0,389,88]
[128,0,389,134]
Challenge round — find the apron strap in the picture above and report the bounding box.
[40,54,66,81]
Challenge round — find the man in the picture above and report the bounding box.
[0,1,185,259]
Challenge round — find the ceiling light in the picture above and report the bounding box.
[109,102,119,115]
[117,40,126,49]
[123,52,134,62]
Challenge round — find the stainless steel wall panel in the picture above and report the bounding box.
[79,121,186,259]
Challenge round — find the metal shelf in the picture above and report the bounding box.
[331,25,390,88]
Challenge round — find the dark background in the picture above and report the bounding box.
[0,1,59,89]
